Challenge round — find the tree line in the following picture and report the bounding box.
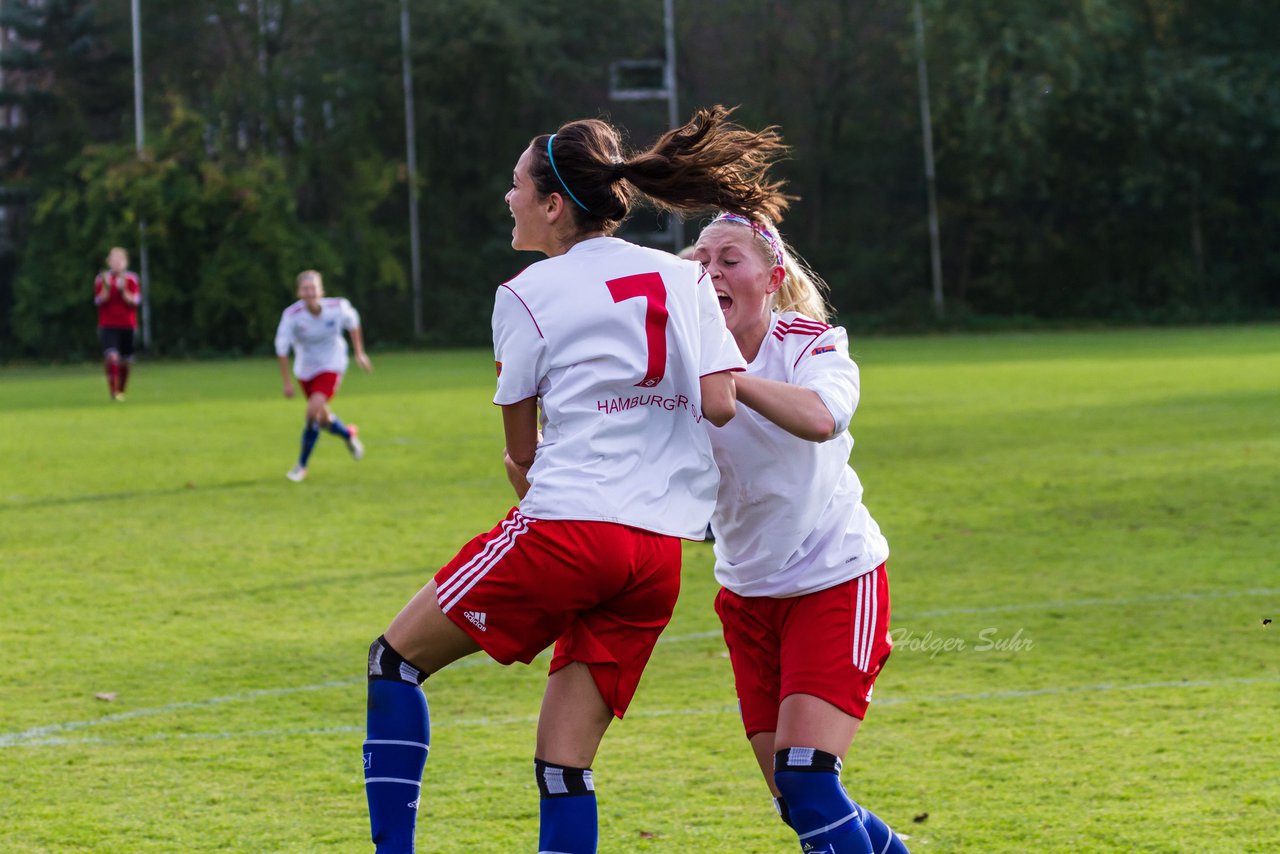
[1,0,1276,360]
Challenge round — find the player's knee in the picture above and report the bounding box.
[773,748,857,830]
[104,351,120,364]
[534,758,595,800]
[368,636,426,686]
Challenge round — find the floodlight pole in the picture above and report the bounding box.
[914,1,944,320]
[130,0,152,349]
[663,0,683,250]
[400,0,424,339]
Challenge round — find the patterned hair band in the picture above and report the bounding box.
[711,212,785,268]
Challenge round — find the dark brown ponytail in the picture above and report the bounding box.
[527,105,793,235]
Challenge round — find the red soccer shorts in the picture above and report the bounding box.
[715,563,892,737]
[299,371,341,399]
[434,508,682,718]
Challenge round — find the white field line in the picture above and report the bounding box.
[899,586,1280,620]
[2,586,1275,750]
[6,676,1279,749]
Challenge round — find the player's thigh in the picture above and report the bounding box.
[774,693,861,758]
[776,567,891,749]
[549,528,682,718]
[99,327,121,357]
[383,579,482,675]
[716,587,784,738]
[536,661,614,768]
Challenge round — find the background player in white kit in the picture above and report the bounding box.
[274,270,372,481]
[694,213,911,854]
[358,107,790,854]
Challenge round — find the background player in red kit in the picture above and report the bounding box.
[93,247,141,401]
[694,213,910,854]
[359,106,795,854]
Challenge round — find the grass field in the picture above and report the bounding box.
[2,326,1278,853]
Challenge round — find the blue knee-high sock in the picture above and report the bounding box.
[774,748,873,854]
[365,639,430,854]
[299,420,321,467]
[854,803,910,854]
[535,759,597,854]
[327,415,350,441]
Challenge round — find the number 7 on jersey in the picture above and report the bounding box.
[607,272,669,388]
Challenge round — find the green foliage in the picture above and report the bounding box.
[2,1,1278,358]
[10,101,344,357]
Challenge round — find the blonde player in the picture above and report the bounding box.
[360,107,790,854]
[273,270,372,481]
[93,247,141,401]
[694,213,910,854]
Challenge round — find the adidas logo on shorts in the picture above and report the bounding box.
[463,610,488,632]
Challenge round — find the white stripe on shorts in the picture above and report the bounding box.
[851,573,867,670]
[862,572,878,671]
[437,513,533,613]
[853,571,877,672]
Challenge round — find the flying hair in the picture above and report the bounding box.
[528,105,795,234]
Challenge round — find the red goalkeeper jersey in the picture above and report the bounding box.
[95,271,141,328]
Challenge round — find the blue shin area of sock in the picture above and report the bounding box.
[327,416,350,440]
[299,422,321,466]
[856,804,910,854]
[774,770,873,854]
[539,794,598,854]
[365,680,430,854]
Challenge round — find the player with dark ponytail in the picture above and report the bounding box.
[361,107,785,854]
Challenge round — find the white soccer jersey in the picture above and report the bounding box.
[274,297,360,380]
[708,311,889,597]
[493,236,745,539]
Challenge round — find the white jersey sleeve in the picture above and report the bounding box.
[338,298,361,331]
[274,310,294,357]
[792,326,859,434]
[492,284,548,405]
[696,267,746,376]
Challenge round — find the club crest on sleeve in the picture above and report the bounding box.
[495,361,502,377]
[811,344,836,356]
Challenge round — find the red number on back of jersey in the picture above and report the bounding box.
[606,272,669,388]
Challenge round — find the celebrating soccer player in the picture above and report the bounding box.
[273,270,372,482]
[693,213,910,854]
[93,247,141,401]
[359,107,798,854]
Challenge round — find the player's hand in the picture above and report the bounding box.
[356,353,373,374]
[503,448,532,499]
[283,383,295,399]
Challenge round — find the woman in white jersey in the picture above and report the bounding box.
[362,107,788,854]
[273,270,372,482]
[694,214,911,854]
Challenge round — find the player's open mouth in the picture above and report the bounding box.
[716,289,732,314]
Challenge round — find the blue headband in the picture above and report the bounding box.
[546,134,591,214]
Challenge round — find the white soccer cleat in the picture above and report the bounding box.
[286,464,307,482]
[346,425,364,461]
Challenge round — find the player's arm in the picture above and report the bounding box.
[700,371,737,427]
[733,374,836,441]
[93,275,108,305]
[738,328,857,443]
[501,396,539,500]
[122,276,142,307]
[348,325,373,373]
[277,355,295,398]
[274,316,295,398]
